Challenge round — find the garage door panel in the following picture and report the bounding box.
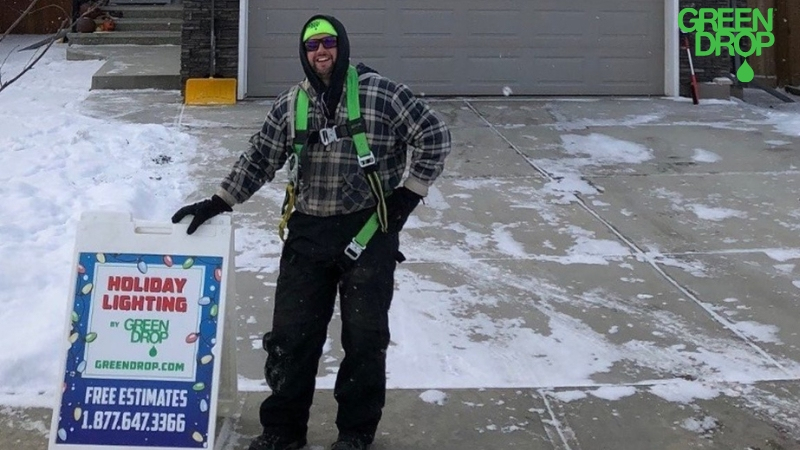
[600,57,660,82]
[247,53,299,95]
[335,10,388,32]
[466,57,523,84]
[397,56,455,85]
[401,10,456,34]
[536,58,587,84]
[260,10,311,34]
[535,12,590,38]
[466,10,524,36]
[600,12,653,34]
[247,0,664,97]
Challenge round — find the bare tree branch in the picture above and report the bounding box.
[0,0,108,93]
[0,43,23,85]
[0,16,70,93]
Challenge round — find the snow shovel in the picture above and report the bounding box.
[682,34,699,105]
[185,0,236,105]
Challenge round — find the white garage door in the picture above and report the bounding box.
[247,0,664,97]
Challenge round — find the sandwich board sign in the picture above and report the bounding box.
[49,211,237,450]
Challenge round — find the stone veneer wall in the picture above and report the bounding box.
[180,0,239,91]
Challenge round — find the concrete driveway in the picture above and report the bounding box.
[7,91,800,450]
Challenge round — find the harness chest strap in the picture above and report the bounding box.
[279,66,387,259]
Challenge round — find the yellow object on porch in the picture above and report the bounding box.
[185,78,237,105]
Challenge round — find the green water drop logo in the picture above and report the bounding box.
[737,59,754,83]
[149,346,158,357]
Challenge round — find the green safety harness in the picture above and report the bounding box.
[278,65,388,260]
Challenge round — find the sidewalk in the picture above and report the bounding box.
[5,85,800,449]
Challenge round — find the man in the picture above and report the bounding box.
[172,14,450,450]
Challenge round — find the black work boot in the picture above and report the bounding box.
[329,434,371,450]
[248,431,307,450]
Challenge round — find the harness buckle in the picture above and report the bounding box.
[344,239,365,260]
[319,127,339,146]
[357,152,376,168]
[287,153,299,184]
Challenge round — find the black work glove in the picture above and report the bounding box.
[385,187,423,233]
[171,195,232,235]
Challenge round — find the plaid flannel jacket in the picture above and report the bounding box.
[216,67,451,217]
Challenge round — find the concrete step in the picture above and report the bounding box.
[91,72,181,90]
[66,45,181,91]
[99,18,183,32]
[67,31,181,46]
[103,5,183,20]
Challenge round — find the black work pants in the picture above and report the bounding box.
[258,230,398,440]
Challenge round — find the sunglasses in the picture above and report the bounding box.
[304,36,337,51]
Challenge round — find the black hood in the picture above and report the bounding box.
[299,15,350,119]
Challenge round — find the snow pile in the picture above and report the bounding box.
[0,37,198,402]
[419,390,448,406]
